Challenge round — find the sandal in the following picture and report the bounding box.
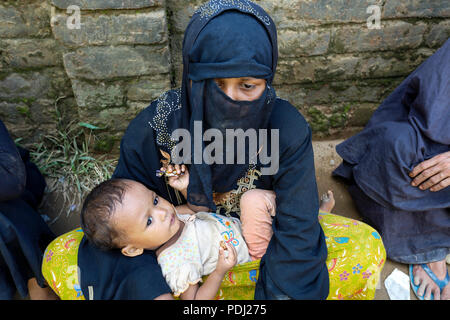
[409,264,450,300]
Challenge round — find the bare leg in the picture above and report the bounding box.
[27,278,59,300]
[413,260,450,300]
[319,190,335,213]
[240,189,276,261]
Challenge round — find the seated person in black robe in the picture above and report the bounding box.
[0,119,56,300]
[333,39,450,300]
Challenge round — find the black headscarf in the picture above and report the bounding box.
[177,3,278,210]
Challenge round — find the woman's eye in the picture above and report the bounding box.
[153,196,159,206]
[146,217,153,226]
[241,83,255,90]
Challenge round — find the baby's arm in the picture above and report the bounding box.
[180,241,237,300]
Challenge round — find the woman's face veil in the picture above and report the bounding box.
[178,1,279,210]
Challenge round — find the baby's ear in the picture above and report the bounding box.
[121,245,144,257]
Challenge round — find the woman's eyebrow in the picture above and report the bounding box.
[241,77,261,82]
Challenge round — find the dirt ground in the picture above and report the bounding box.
[37,139,448,300]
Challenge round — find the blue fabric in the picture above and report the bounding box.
[333,39,450,264]
[347,182,449,264]
[333,39,450,211]
[187,11,273,81]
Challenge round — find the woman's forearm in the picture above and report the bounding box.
[187,202,211,213]
[175,204,196,215]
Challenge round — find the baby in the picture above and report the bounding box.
[81,163,336,299]
[80,166,251,300]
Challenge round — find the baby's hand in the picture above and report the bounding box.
[163,164,189,192]
[215,241,237,275]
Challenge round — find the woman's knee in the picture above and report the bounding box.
[240,188,276,218]
[379,122,416,157]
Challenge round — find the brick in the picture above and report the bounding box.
[0,72,50,100]
[384,0,450,18]
[0,3,51,38]
[63,45,170,80]
[278,28,330,57]
[167,0,204,33]
[425,20,450,48]
[275,77,403,107]
[51,0,163,10]
[0,39,63,69]
[259,0,385,24]
[331,21,427,53]
[127,76,171,101]
[51,10,167,47]
[275,49,435,84]
[71,80,125,108]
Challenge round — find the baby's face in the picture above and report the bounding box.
[112,180,182,253]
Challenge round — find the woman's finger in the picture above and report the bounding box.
[430,177,450,192]
[416,164,450,190]
[410,152,449,178]
[411,164,442,187]
[167,175,178,183]
[410,157,440,178]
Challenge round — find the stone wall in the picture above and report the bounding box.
[0,0,449,151]
[168,0,450,138]
[0,0,75,143]
[50,0,172,152]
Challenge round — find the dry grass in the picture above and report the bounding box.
[25,121,117,225]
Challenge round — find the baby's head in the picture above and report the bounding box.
[81,178,181,257]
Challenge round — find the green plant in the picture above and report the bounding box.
[27,120,117,224]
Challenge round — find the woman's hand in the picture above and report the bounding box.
[215,241,237,275]
[409,151,450,192]
[162,164,189,193]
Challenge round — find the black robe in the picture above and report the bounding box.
[0,120,55,299]
[78,92,329,299]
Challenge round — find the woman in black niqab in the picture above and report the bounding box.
[111,1,330,299]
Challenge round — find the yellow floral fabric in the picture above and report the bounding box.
[41,228,84,300]
[319,211,386,300]
[41,212,385,300]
